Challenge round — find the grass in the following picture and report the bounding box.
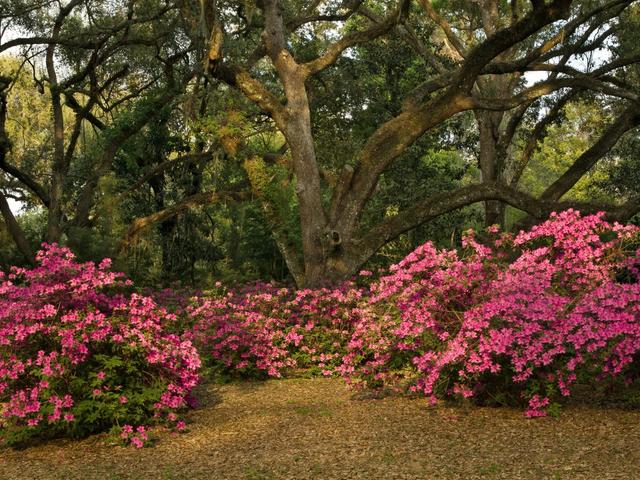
[1,377,640,479]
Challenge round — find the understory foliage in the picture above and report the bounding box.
[1,210,639,448]
[0,245,200,446]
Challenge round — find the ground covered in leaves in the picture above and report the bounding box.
[1,378,639,480]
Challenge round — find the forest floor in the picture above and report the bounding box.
[1,377,640,480]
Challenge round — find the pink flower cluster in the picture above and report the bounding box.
[120,424,148,448]
[187,282,364,378]
[339,210,640,415]
[0,244,200,444]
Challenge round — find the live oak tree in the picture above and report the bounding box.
[185,0,640,286]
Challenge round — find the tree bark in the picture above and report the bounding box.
[477,110,508,227]
[44,0,84,243]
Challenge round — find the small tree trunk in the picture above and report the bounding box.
[0,77,33,261]
[477,111,507,228]
[0,192,33,262]
[484,201,506,228]
[46,178,64,243]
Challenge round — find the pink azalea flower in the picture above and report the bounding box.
[130,437,144,448]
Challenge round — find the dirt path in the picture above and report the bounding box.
[1,378,639,479]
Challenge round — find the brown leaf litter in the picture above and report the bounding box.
[1,378,639,480]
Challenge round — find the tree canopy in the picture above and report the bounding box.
[1,0,639,286]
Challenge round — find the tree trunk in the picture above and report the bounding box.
[298,246,361,287]
[259,0,331,287]
[0,76,33,261]
[45,11,67,243]
[148,173,178,282]
[0,192,33,261]
[477,111,506,227]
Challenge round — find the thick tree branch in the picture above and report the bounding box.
[453,0,573,90]
[356,182,640,267]
[0,190,33,261]
[0,76,33,261]
[0,2,179,54]
[0,158,51,207]
[496,0,630,71]
[64,93,106,130]
[302,0,409,77]
[401,73,455,110]
[540,103,640,202]
[418,0,467,59]
[331,0,575,237]
[215,63,287,127]
[332,90,473,236]
[472,77,639,110]
[329,164,355,225]
[126,152,215,194]
[286,0,365,31]
[119,189,248,250]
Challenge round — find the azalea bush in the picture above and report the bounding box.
[0,244,201,446]
[180,210,640,417]
[187,282,364,379]
[339,210,640,416]
[2,209,639,447]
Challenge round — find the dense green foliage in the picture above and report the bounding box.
[1,0,639,286]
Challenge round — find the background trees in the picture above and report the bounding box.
[0,0,194,256]
[1,0,639,286]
